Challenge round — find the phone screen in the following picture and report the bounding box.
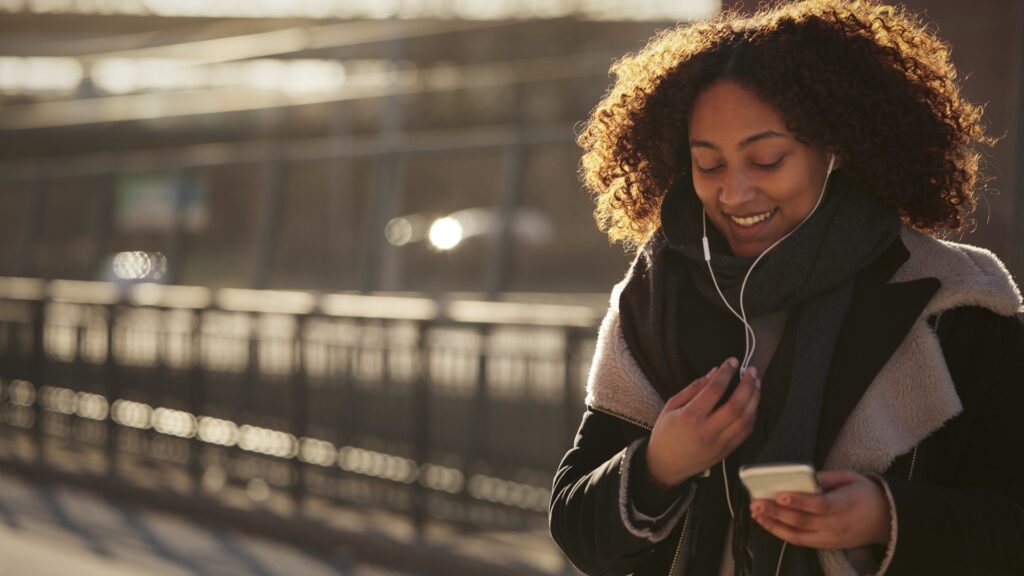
[739,464,820,500]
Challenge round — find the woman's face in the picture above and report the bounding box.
[688,80,834,257]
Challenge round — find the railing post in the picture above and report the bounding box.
[153,306,169,459]
[562,327,582,447]
[236,310,260,484]
[461,324,490,509]
[0,316,11,382]
[69,321,87,453]
[30,297,46,463]
[105,302,120,479]
[412,319,432,541]
[291,313,309,513]
[189,307,206,494]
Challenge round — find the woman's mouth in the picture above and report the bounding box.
[729,209,775,226]
[726,208,777,238]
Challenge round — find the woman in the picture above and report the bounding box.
[548,1,1024,575]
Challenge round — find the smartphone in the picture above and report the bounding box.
[738,463,821,500]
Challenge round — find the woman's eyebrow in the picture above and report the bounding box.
[689,130,789,151]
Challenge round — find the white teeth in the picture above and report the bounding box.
[730,210,774,227]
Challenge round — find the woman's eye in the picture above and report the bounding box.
[696,163,724,174]
[752,157,784,170]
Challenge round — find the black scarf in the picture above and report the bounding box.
[618,171,901,576]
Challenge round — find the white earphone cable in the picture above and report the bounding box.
[702,154,836,551]
[702,154,835,373]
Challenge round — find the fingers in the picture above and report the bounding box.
[816,470,859,491]
[707,365,760,432]
[688,357,739,415]
[752,499,823,531]
[664,366,717,411]
[718,392,760,451]
[751,472,885,550]
[772,492,828,514]
[752,497,837,549]
[752,511,828,548]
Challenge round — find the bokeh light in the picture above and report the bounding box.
[112,251,168,281]
[385,217,414,246]
[428,217,463,251]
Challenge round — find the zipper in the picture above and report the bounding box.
[907,445,919,480]
[590,406,653,432]
[591,406,689,576]
[667,511,690,576]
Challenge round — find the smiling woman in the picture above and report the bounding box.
[550,2,1024,576]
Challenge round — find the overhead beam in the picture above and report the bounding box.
[0,0,719,22]
[0,123,577,180]
[0,50,616,130]
[76,19,510,65]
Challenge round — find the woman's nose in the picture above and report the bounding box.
[718,169,756,206]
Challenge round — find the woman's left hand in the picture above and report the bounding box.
[750,470,892,549]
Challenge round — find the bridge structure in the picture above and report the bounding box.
[0,276,604,575]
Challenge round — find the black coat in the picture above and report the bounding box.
[549,234,1024,576]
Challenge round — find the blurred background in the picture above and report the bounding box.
[0,1,1021,575]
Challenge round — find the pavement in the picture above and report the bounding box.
[0,468,406,576]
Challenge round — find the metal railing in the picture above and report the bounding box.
[0,276,602,548]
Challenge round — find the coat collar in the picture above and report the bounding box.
[813,236,938,466]
[820,227,1021,473]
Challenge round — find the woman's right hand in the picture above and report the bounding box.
[645,357,761,487]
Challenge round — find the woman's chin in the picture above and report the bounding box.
[729,242,769,258]
[721,212,792,257]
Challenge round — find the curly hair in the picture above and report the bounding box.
[579,0,995,248]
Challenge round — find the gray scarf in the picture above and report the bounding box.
[666,173,900,319]
[620,171,900,576]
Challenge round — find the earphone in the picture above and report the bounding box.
[701,153,835,375]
